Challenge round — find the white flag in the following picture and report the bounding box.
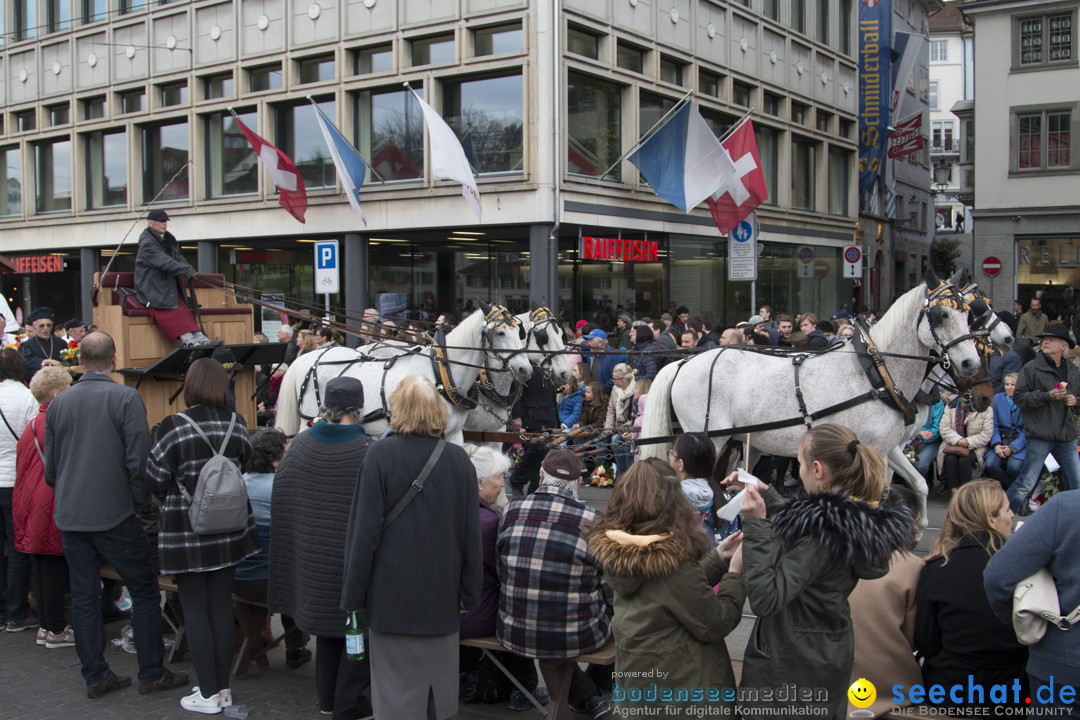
[407,87,482,221]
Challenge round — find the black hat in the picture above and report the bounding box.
[64,318,86,331]
[541,449,582,482]
[210,347,244,371]
[147,209,170,222]
[27,307,54,324]
[324,377,364,412]
[1038,324,1075,349]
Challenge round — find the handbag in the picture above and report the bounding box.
[942,444,970,457]
[1012,567,1080,645]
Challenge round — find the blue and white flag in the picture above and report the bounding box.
[311,100,368,226]
[628,102,736,213]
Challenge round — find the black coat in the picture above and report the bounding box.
[915,533,1028,699]
[630,341,659,381]
[512,373,558,431]
[134,227,195,309]
[1013,351,1080,442]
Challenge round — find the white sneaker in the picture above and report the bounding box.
[219,689,232,707]
[180,688,222,715]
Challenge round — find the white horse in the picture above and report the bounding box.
[639,271,983,528]
[274,303,533,444]
[464,306,574,442]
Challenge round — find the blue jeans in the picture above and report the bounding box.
[610,435,633,477]
[62,515,166,687]
[984,451,1024,489]
[0,486,31,622]
[1007,438,1080,514]
[912,441,941,480]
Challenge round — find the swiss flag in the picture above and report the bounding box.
[705,119,768,235]
[233,115,308,224]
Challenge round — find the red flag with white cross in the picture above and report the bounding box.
[232,113,308,224]
[705,118,768,235]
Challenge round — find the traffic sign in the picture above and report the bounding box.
[728,212,758,282]
[797,246,814,279]
[843,245,863,279]
[314,240,340,294]
[982,256,1002,277]
[814,259,828,278]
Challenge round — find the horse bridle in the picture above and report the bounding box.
[918,280,990,368]
[478,304,527,373]
[526,306,565,377]
[960,281,1004,355]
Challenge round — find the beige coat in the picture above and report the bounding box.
[936,404,994,474]
[848,551,924,718]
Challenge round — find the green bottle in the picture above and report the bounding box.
[345,611,365,661]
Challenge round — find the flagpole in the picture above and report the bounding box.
[716,107,755,145]
[306,95,387,183]
[598,89,695,180]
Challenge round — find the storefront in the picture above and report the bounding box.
[5,251,83,326]
[1016,236,1080,320]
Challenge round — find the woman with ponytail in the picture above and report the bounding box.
[732,424,913,718]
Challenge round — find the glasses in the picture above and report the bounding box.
[667,449,679,460]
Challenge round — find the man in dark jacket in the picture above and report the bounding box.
[44,332,187,699]
[989,341,1025,395]
[133,210,214,347]
[1007,325,1080,514]
[797,312,829,349]
[508,372,559,496]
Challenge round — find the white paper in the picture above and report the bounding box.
[716,472,761,522]
[1045,454,1061,473]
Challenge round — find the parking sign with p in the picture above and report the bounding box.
[314,240,340,294]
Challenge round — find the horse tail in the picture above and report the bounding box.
[638,360,679,459]
[273,362,302,436]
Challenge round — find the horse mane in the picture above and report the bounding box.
[446,307,486,348]
[868,282,926,350]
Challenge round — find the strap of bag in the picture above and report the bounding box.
[383,439,446,530]
[0,406,20,442]
[31,416,45,464]
[1047,604,1080,631]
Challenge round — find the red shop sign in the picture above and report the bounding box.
[580,237,659,262]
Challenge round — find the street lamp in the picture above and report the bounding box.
[933,160,951,192]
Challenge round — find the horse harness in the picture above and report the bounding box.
[526,305,566,379]
[298,341,426,423]
[432,304,523,411]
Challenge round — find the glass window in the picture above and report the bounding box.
[86,129,127,209]
[700,71,722,98]
[792,137,816,210]
[1049,111,1071,167]
[817,111,831,133]
[929,81,939,110]
[354,44,393,75]
[701,108,736,139]
[205,110,258,198]
[142,121,189,202]
[15,110,36,133]
[203,73,233,100]
[82,0,105,23]
[764,92,782,116]
[83,96,106,120]
[249,65,283,92]
[828,147,850,215]
[792,102,807,125]
[930,40,948,62]
[16,0,36,40]
[1048,14,1074,62]
[1020,17,1044,65]
[35,138,72,213]
[839,0,852,54]
[840,119,854,138]
[659,57,684,86]
[411,34,454,66]
[567,26,600,60]
[567,72,622,181]
[119,89,145,115]
[159,81,188,107]
[1,148,21,217]
[48,0,70,32]
[354,87,424,182]
[47,103,69,126]
[275,100,336,190]
[733,81,752,107]
[298,55,335,84]
[474,24,522,56]
[443,73,524,175]
[817,0,829,44]
[617,43,645,73]
[763,0,779,21]
[932,120,954,150]
[756,124,778,205]
[121,0,146,13]
[791,0,805,34]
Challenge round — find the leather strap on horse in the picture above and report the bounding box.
[851,318,918,421]
[431,325,479,410]
[791,354,813,428]
[476,367,523,409]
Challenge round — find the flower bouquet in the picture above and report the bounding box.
[506,443,524,470]
[61,340,80,367]
[590,464,613,488]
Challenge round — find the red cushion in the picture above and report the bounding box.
[101,272,135,289]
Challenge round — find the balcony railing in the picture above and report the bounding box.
[931,140,961,155]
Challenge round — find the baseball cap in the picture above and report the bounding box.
[541,449,582,482]
[583,329,608,341]
[748,315,765,326]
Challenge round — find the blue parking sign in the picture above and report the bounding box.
[314,240,340,294]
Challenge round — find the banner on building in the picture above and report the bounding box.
[858,0,892,194]
[887,112,925,159]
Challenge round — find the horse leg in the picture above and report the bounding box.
[887,445,929,540]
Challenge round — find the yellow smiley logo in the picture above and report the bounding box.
[848,678,876,709]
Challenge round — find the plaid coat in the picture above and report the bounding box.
[496,484,613,659]
[148,404,258,575]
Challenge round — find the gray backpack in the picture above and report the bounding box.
[175,412,249,535]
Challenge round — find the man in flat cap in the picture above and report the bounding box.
[20,307,64,382]
[134,210,215,348]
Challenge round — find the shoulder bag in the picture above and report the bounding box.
[382,439,446,530]
[1013,567,1080,645]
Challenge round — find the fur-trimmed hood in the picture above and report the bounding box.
[589,529,699,597]
[769,491,912,578]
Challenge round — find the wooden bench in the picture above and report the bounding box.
[100,565,188,664]
[460,636,616,716]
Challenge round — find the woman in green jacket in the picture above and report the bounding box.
[588,458,746,717]
[734,424,913,719]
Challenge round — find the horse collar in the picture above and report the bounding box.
[430,330,479,410]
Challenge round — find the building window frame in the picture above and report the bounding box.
[274,98,337,191]
[204,108,258,199]
[34,136,73,214]
[1013,10,1077,70]
[566,71,624,182]
[85,127,128,210]
[1010,103,1077,174]
[472,22,523,58]
[142,120,189,204]
[442,71,525,177]
[352,84,425,184]
[930,39,948,63]
[0,146,22,218]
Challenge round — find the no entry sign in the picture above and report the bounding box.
[982,256,1002,277]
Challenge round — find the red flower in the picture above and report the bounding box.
[67,339,79,349]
